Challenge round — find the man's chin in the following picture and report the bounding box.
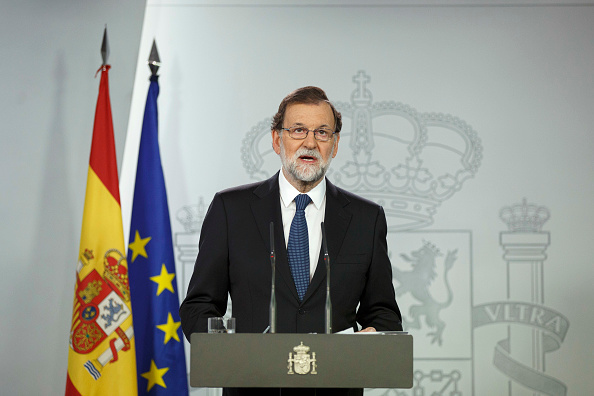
[293,166,325,184]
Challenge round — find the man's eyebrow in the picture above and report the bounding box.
[289,123,332,128]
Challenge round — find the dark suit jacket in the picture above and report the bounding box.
[180,172,402,337]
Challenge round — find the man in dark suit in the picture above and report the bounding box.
[180,86,402,395]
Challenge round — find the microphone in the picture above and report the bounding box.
[321,222,332,334]
[269,222,276,334]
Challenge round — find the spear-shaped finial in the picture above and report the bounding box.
[148,40,161,76]
[101,26,110,66]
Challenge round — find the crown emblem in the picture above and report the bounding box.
[176,197,207,233]
[103,249,130,302]
[84,249,94,261]
[293,342,310,354]
[241,71,482,231]
[78,248,95,267]
[500,198,550,232]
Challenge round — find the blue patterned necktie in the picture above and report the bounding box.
[287,194,312,301]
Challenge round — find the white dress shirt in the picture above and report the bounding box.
[278,170,326,280]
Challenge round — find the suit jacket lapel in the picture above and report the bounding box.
[251,172,300,301]
[303,178,352,303]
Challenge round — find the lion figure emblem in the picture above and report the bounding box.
[393,241,457,346]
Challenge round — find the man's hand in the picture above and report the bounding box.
[357,327,377,333]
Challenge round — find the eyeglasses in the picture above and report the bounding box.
[280,126,337,142]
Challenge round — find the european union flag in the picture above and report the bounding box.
[128,74,188,395]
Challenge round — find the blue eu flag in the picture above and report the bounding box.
[128,74,188,395]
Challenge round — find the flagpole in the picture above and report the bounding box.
[127,40,189,395]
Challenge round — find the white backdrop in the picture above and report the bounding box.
[1,1,146,394]
[122,1,594,395]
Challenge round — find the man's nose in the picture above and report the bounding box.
[302,130,318,148]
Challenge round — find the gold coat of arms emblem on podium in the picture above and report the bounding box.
[287,342,317,375]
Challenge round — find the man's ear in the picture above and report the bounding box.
[331,133,340,158]
[272,129,282,155]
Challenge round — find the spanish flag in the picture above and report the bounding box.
[65,64,138,395]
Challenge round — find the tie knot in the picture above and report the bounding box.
[294,194,311,211]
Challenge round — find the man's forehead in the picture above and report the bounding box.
[284,102,334,125]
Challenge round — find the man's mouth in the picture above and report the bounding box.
[299,155,317,163]
[295,148,321,163]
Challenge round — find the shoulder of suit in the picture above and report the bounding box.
[218,180,263,195]
[215,173,278,200]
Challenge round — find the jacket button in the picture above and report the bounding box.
[298,309,305,315]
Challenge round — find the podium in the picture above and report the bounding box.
[190,333,413,389]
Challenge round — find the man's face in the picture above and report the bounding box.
[272,102,340,188]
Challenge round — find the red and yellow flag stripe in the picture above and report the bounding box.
[66,66,137,396]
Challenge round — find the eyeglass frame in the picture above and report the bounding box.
[279,126,338,142]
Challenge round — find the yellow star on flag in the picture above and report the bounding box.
[141,360,169,391]
[156,312,182,344]
[128,230,151,263]
[150,264,175,296]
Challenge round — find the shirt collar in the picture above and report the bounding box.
[279,169,326,209]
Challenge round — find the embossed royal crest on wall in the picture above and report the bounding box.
[175,72,570,395]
